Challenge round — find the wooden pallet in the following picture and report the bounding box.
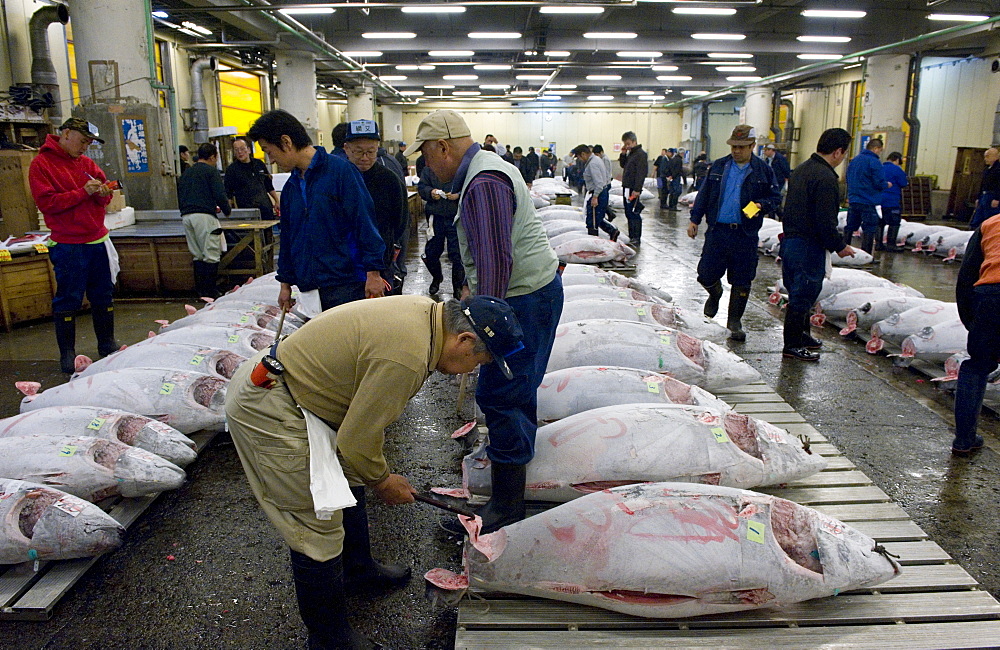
[597,259,637,275]
[455,383,1000,648]
[0,428,220,621]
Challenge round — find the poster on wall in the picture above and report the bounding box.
[121,118,149,174]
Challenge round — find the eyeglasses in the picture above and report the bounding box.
[347,148,378,159]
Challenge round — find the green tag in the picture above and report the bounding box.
[711,427,729,443]
[189,354,205,366]
[58,445,77,457]
[86,417,106,431]
[646,381,659,393]
[747,520,766,544]
[618,291,628,298]
[228,334,240,343]
[660,334,671,345]
[159,382,175,395]
[238,315,250,323]
[636,307,646,316]
[598,277,606,284]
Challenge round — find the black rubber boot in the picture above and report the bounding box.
[587,228,599,236]
[726,286,751,342]
[801,311,822,350]
[782,309,819,361]
[202,262,220,299]
[605,206,616,222]
[91,304,119,358]
[53,311,76,374]
[478,462,527,535]
[668,192,680,211]
[874,225,886,251]
[886,225,903,252]
[422,254,443,295]
[341,486,411,590]
[289,550,377,650]
[860,231,875,255]
[702,281,724,318]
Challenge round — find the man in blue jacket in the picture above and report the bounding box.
[878,151,909,252]
[248,110,386,312]
[845,138,887,254]
[688,125,781,341]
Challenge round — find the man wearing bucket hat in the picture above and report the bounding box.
[28,117,118,373]
[688,124,781,341]
[226,294,522,648]
[405,109,563,535]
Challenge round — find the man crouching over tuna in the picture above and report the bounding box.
[225,294,522,649]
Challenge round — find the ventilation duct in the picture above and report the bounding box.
[29,3,69,125]
[190,57,216,144]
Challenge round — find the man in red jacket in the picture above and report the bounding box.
[29,118,116,373]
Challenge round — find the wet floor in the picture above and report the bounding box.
[0,204,997,649]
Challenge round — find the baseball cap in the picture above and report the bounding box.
[726,124,757,146]
[403,110,472,156]
[60,117,104,144]
[344,119,381,142]
[764,143,776,150]
[460,295,524,380]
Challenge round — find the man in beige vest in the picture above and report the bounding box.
[405,110,564,535]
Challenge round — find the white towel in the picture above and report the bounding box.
[301,406,356,519]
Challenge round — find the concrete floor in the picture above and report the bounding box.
[0,205,997,649]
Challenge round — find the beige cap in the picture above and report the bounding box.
[403,109,472,156]
[726,124,757,146]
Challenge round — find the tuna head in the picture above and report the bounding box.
[108,413,198,467]
[189,375,228,414]
[103,442,186,497]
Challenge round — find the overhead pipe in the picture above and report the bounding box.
[903,55,922,175]
[29,3,69,125]
[190,57,217,144]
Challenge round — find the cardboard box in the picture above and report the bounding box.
[105,190,126,214]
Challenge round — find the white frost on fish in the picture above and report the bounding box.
[553,237,635,264]
[899,318,968,365]
[137,325,274,358]
[558,299,728,343]
[867,301,957,352]
[74,342,246,381]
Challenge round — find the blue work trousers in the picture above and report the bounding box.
[586,186,615,236]
[954,285,1000,448]
[970,191,1000,230]
[696,224,759,288]
[49,242,115,313]
[780,236,827,315]
[318,282,365,311]
[845,203,880,237]
[879,206,902,228]
[622,191,644,242]
[477,275,564,465]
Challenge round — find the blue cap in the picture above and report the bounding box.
[460,296,524,379]
[345,119,380,142]
[668,147,677,153]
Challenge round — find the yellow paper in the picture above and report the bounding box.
[0,250,11,262]
[743,201,760,218]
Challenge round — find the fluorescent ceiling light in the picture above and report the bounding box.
[672,7,736,15]
[707,52,752,58]
[401,5,465,13]
[342,51,382,58]
[587,74,622,81]
[538,95,562,101]
[428,50,475,57]
[539,6,603,14]
[181,21,212,35]
[516,74,552,80]
[691,33,746,40]
[584,32,637,39]
[479,84,511,89]
[626,90,653,96]
[544,51,571,57]
[652,65,679,71]
[453,91,481,96]
[716,66,756,72]
[681,90,709,96]
[400,91,424,96]
[151,10,169,18]
[548,84,577,89]
[928,14,990,22]
[801,10,866,19]
[699,61,744,66]
[379,76,407,81]
[797,35,851,43]
[469,32,521,39]
[443,74,478,80]
[524,50,537,55]
[396,64,436,71]
[617,51,663,58]
[797,53,842,60]
[549,90,576,94]
[657,75,692,81]
[474,64,512,71]
[587,95,615,101]
[727,76,762,81]
[424,85,455,89]
[177,28,202,38]
[363,32,416,39]
[280,7,335,14]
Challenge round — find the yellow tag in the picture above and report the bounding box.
[190,354,205,365]
[636,307,646,316]
[34,243,49,253]
[159,382,175,395]
[618,291,628,298]
[238,223,253,227]
[86,417,106,431]
[58,445,77,457]
[598,277,606,284]
[711,427,729,443]
[0,250,11,262]
[660,334,671,345]
[743,201,760,218]
[747,520,765,544]
[646,381,659,393]
[228,335,240,343]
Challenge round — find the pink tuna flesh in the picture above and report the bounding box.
[660,376,694,404]
[115,415,152,445]
[597,590,697,606]
[771,498,823,574]
[675,332,705,367]
[215,351,245,379]
[193,377,227,408]
[572,480,649,493]
[900,338,916,358]
[250,332,275,350]
[649,304,677,328]
[19,489,59,539]
[723,413,763,460]
[91,439,129,470]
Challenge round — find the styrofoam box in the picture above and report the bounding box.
[104,206,136,230]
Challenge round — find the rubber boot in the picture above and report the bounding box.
[801,311,822,350]
[628,219,642,247]
[886,225,903,252]
[202,262,220,299]
[451,263,466,297]
[91,304,119,358]
[874,225,886,251]
[587,228,599,236]
[422,254,443,295]
[477,462,527,535]
[53,311,76,374]
[341,486,411,590]
[860,231,875,256]
[192,261,207,298]
[289,550,377,650]
[702,281,724,318]
[605,206,616,223]
[726,286,751,342]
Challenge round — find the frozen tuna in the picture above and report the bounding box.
[558,299,728,343]
[0,406,197,466]
[0,479,123,564]
[463,404,826,502]
[770,268,922,307]
[867,301,957,352]
[17,369,228,434]
[553,237,635,264]
[560,266,669,302]
[830,249,874,266]
[0,435,185,501]
[840,296,942,337]
[547,319,761,391]
[563,283,669,305]
[138,325,274,358]
[813,287,910,326]
[538,366,730,423]
[74,342,246,381]
[899,318,968,365]
[543,219,587,238]
[430,483,900,619]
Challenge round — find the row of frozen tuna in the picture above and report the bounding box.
[539,205,636,264]
[0,275,295,564]
[758,217,875,266]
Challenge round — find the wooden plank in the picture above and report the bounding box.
[882,541,953,565]
[846,564,979,593]
[809,443,844,456]
[851,520,929,542]
[823,456,856,470]
[457,591,1000,629]
[718,393,788,404]
[455,621,1000,649]
[731,402,797,414]
[752,412,808,425]
[712,383,775,395]
[813,502,912,522]
[784,470,873,488]
[759,485,890,505]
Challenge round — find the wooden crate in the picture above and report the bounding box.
[0,150,40,239]
[0,251,55,332]
[947,147,986,222]
[901,176,933,221]
[113,237,194,295]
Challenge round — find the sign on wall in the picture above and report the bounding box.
[120,117,149,174]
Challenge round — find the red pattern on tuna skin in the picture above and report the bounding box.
[547,524,577,542]
[547,416,628,447]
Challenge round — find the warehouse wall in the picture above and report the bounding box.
[705,98,741,161]
[914,56,1000,191]
[401,106,682,160]
[317,101,346,148]
[782,68,862,168]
